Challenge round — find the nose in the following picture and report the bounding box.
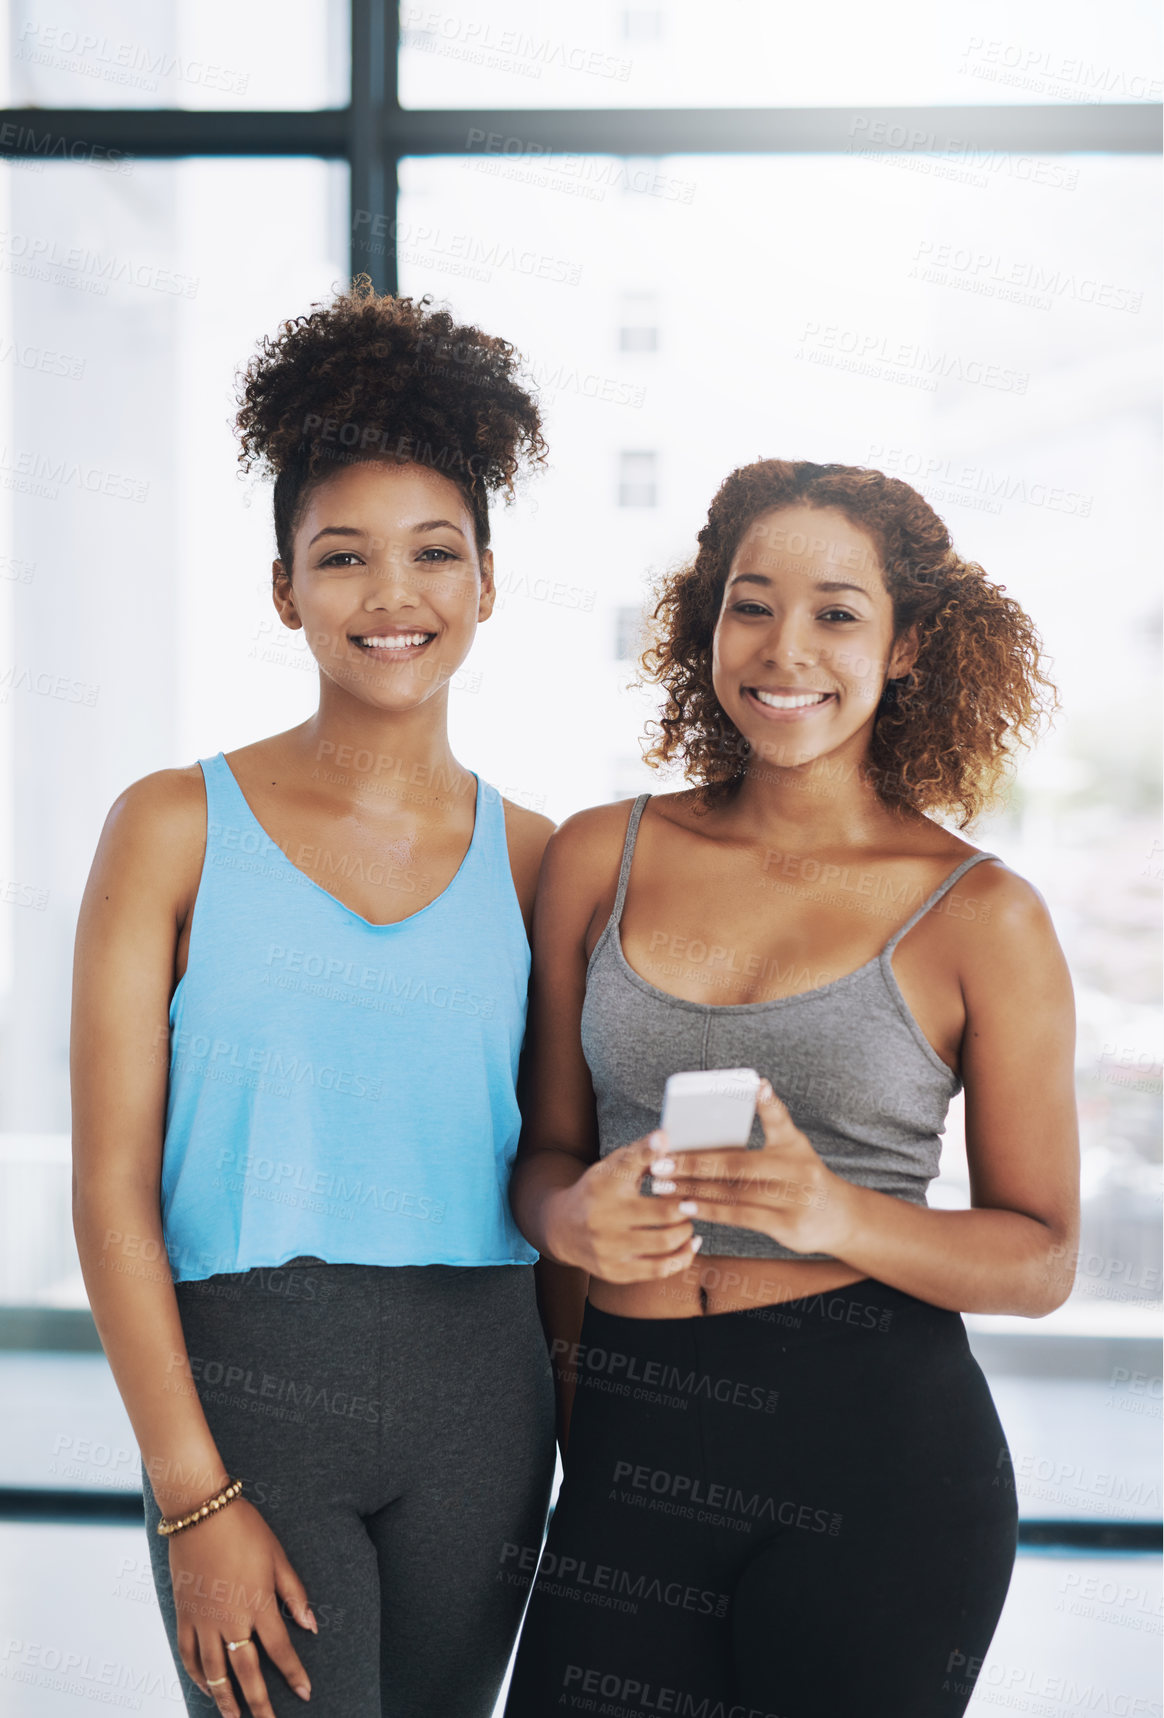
[761,614,817,670]
[360,546,424,609]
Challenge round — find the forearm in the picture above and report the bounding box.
[73,1179,229,1515]
[510,1146,589,1263]
[533,1257,589,1455]
[829,1180,1074,1316]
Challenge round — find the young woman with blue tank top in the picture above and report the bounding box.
[504,460,1080,1718]
[70,280,557,1718]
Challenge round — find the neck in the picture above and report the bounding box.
[725,738,909,851]
[294,678,469,809]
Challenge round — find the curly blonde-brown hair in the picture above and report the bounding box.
[234,275,547,569]
[638,459,1057,828]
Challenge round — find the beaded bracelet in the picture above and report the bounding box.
[156,1476,244,1538]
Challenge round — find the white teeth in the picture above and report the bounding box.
[356,632,432,650]
[751,688,830,710]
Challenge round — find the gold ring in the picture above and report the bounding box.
[205,1675,230,1687]
[224,1637,253,1653]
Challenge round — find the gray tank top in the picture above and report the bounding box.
[581,794,999,1261]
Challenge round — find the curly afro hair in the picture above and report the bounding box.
[234,275,546,570]
[639,458,1057,829]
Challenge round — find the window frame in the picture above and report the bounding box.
[0,0,1158,1550]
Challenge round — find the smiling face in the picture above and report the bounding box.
[712,503,917,773]
[271,458,492,712]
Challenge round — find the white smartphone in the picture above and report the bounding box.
[659,1067,761,1150]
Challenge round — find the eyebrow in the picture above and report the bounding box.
[728,572,871,597]
[413,519,467,537]
[307,520,467,548]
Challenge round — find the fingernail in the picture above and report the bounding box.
[296,1684,311,1701]
[653,1157,675,1175]
[654,1178,677,1194]
[649,1130,667,1150]
[759,1079,775,1100]
[679,1200,698,1216]
[305,1608,318,1634]
[691,1236,704,1252]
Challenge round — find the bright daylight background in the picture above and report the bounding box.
[0,1,1158,1714]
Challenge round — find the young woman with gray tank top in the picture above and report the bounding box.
[70,282,557,1718]
[504,459,1079,1717]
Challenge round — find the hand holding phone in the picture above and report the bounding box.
[659,1067,761,1150]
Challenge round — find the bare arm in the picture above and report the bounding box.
[70,770,229,1515]
[502,799,591,1449]
[666,867,1081,1317]
[508,808,701,1447]
[71,771,313,1716]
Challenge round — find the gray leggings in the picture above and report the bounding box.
[143,1259,556,1718]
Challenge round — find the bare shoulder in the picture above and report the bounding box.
[544,795,644,873]
[952,853,1069,984]
[530,797,644,941]
[87,763,207,914]
[500,796,557,908]
[957,851,1054,925]
[103,762,206,845]
[500,795,557,860]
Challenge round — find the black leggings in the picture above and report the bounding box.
[505,1278,1017,1718]
[143,1259,555,1718]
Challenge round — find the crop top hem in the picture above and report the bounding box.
[170,1251,539,1285]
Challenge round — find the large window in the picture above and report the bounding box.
[0,3,1159,1712]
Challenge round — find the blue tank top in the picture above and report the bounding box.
[161,752,538,1281]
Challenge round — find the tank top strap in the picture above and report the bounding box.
[197,751,257,853]
[882,850,1000,955]
[610,793,653,926]
[199,751,240,827]
[468,773,506,871]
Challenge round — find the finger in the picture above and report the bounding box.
[628,1194,700,1228]
[594,1226,701,1284]
[627,1220,695,1257]
[673,1199,782,1240]
[642,1233,704,1277]
[225,1638,276,1718]
[177,1622,205,1699]
[756,1079,798,1138]
[199,1641,239,1718]
[660,1148,758,1181]
[273,1550,318,1637]
[610,1130,673,1187]
[255,1603,311,1703]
